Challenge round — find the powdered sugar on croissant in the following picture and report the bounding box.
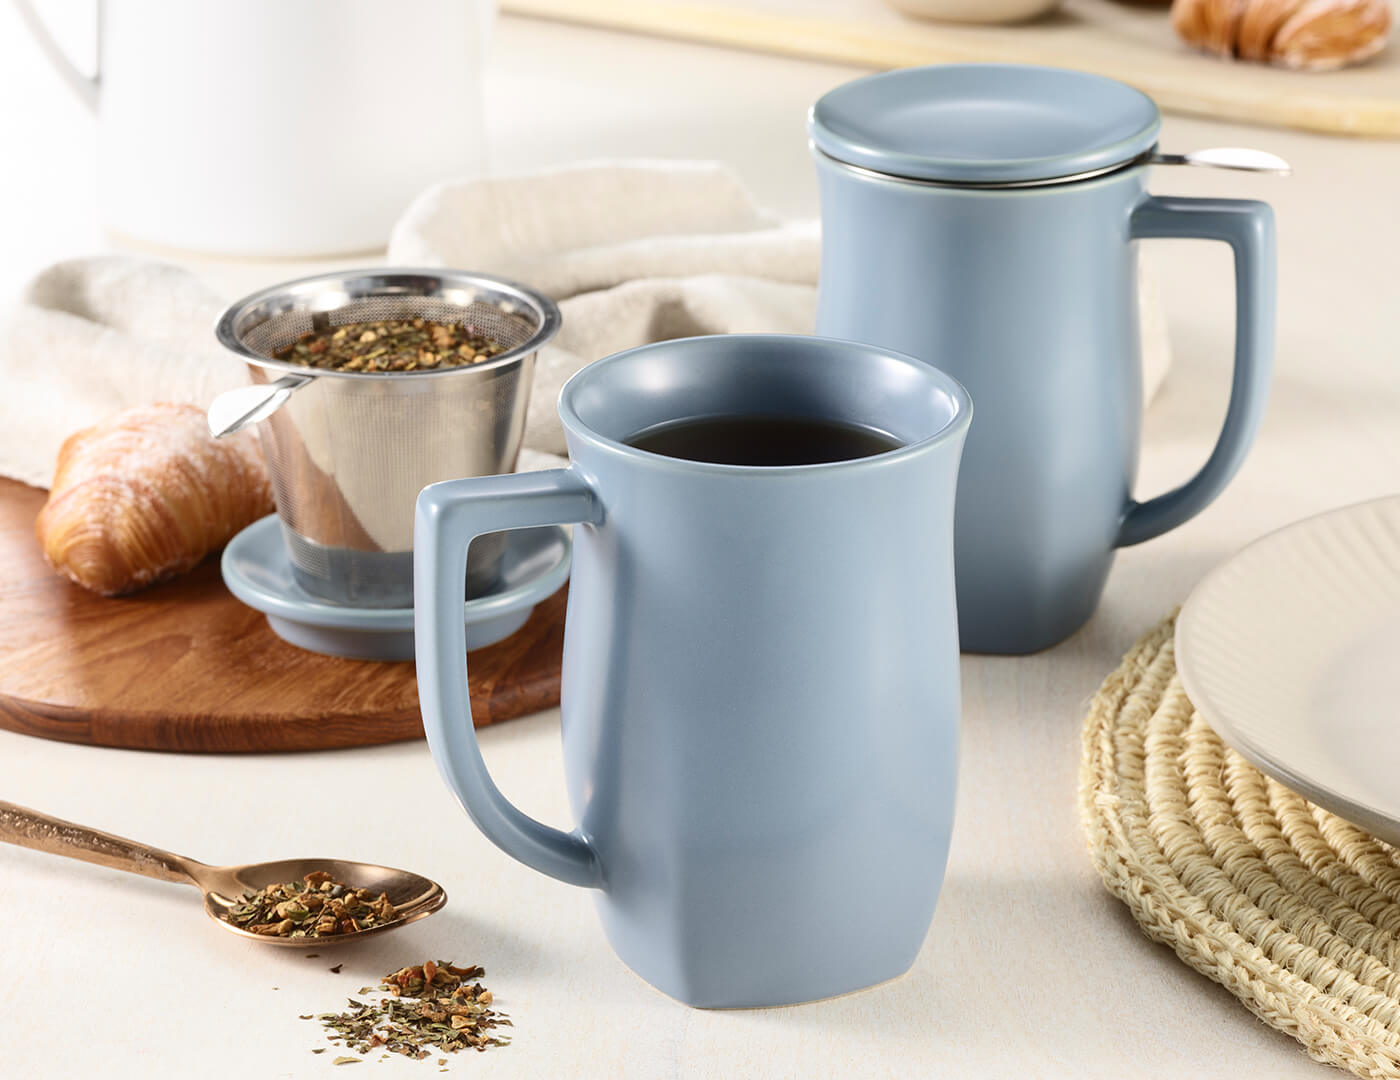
[35,403,273,595]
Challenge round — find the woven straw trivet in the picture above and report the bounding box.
[1080,612,1400,1079]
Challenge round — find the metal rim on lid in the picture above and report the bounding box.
[811,144,1152,190]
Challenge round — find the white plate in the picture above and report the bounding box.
[1177,496,1400,845]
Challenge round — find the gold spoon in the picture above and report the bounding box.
[0,799,445,947]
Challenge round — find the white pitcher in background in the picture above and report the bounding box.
[13,0,494,256]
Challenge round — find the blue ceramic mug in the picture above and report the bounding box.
[415,334,970,1008]
[811,64,1277,653]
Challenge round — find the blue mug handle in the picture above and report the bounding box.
[1117,196,1276,547]
[414,467,605,889]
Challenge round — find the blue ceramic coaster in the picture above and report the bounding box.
[221,515,570,661]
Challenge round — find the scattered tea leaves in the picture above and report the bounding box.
[331,964,344,974]
[333,1056,362,1065]
[308,960,510,1059]
[224,871,397,938]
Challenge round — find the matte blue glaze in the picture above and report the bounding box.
[809,64,1160,184]
[416,334,970,1008]
[812,69,1275,654]
[221,515,571,660]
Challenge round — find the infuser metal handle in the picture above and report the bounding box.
[1147,148,1291,175]
[206,374,312,438]
[415,468,604,890]
[1117,196,1276,547]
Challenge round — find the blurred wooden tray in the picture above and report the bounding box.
[0,478,563,753]
[501,0,1400,136]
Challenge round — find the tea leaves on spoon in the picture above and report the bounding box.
[223,871,397,938]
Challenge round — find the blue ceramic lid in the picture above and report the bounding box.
[809,64,1160,184]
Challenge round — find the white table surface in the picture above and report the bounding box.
[3,6,1400,1079]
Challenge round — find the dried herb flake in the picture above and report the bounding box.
[222,871,397,939]
[272,319,507,374]
[310,960,510,1059]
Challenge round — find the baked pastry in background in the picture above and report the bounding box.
[36,403,272,596]
[1172,0,1392,70]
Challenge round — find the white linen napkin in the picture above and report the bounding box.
[2,258,239,487]
[0,160,1170,487]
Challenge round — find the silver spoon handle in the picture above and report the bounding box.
[0,799,197,886]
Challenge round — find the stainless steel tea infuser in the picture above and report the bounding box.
[210,270,560,608]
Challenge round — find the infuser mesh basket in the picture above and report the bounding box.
[215,270,561,608]
[238,293,542,360]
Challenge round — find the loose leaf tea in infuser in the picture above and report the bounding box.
[273,319,507,373]
[224,871,398,937]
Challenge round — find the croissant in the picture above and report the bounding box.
[1172,0,1392,69]
[35,403,273,596]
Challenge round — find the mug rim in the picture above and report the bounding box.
[557,333,972,474]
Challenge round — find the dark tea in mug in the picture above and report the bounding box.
[625,415,902,466]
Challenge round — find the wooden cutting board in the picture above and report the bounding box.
[0,478,564,753]
[501,0,1400,137]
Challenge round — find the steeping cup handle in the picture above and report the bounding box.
[1117,196,1276,547]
